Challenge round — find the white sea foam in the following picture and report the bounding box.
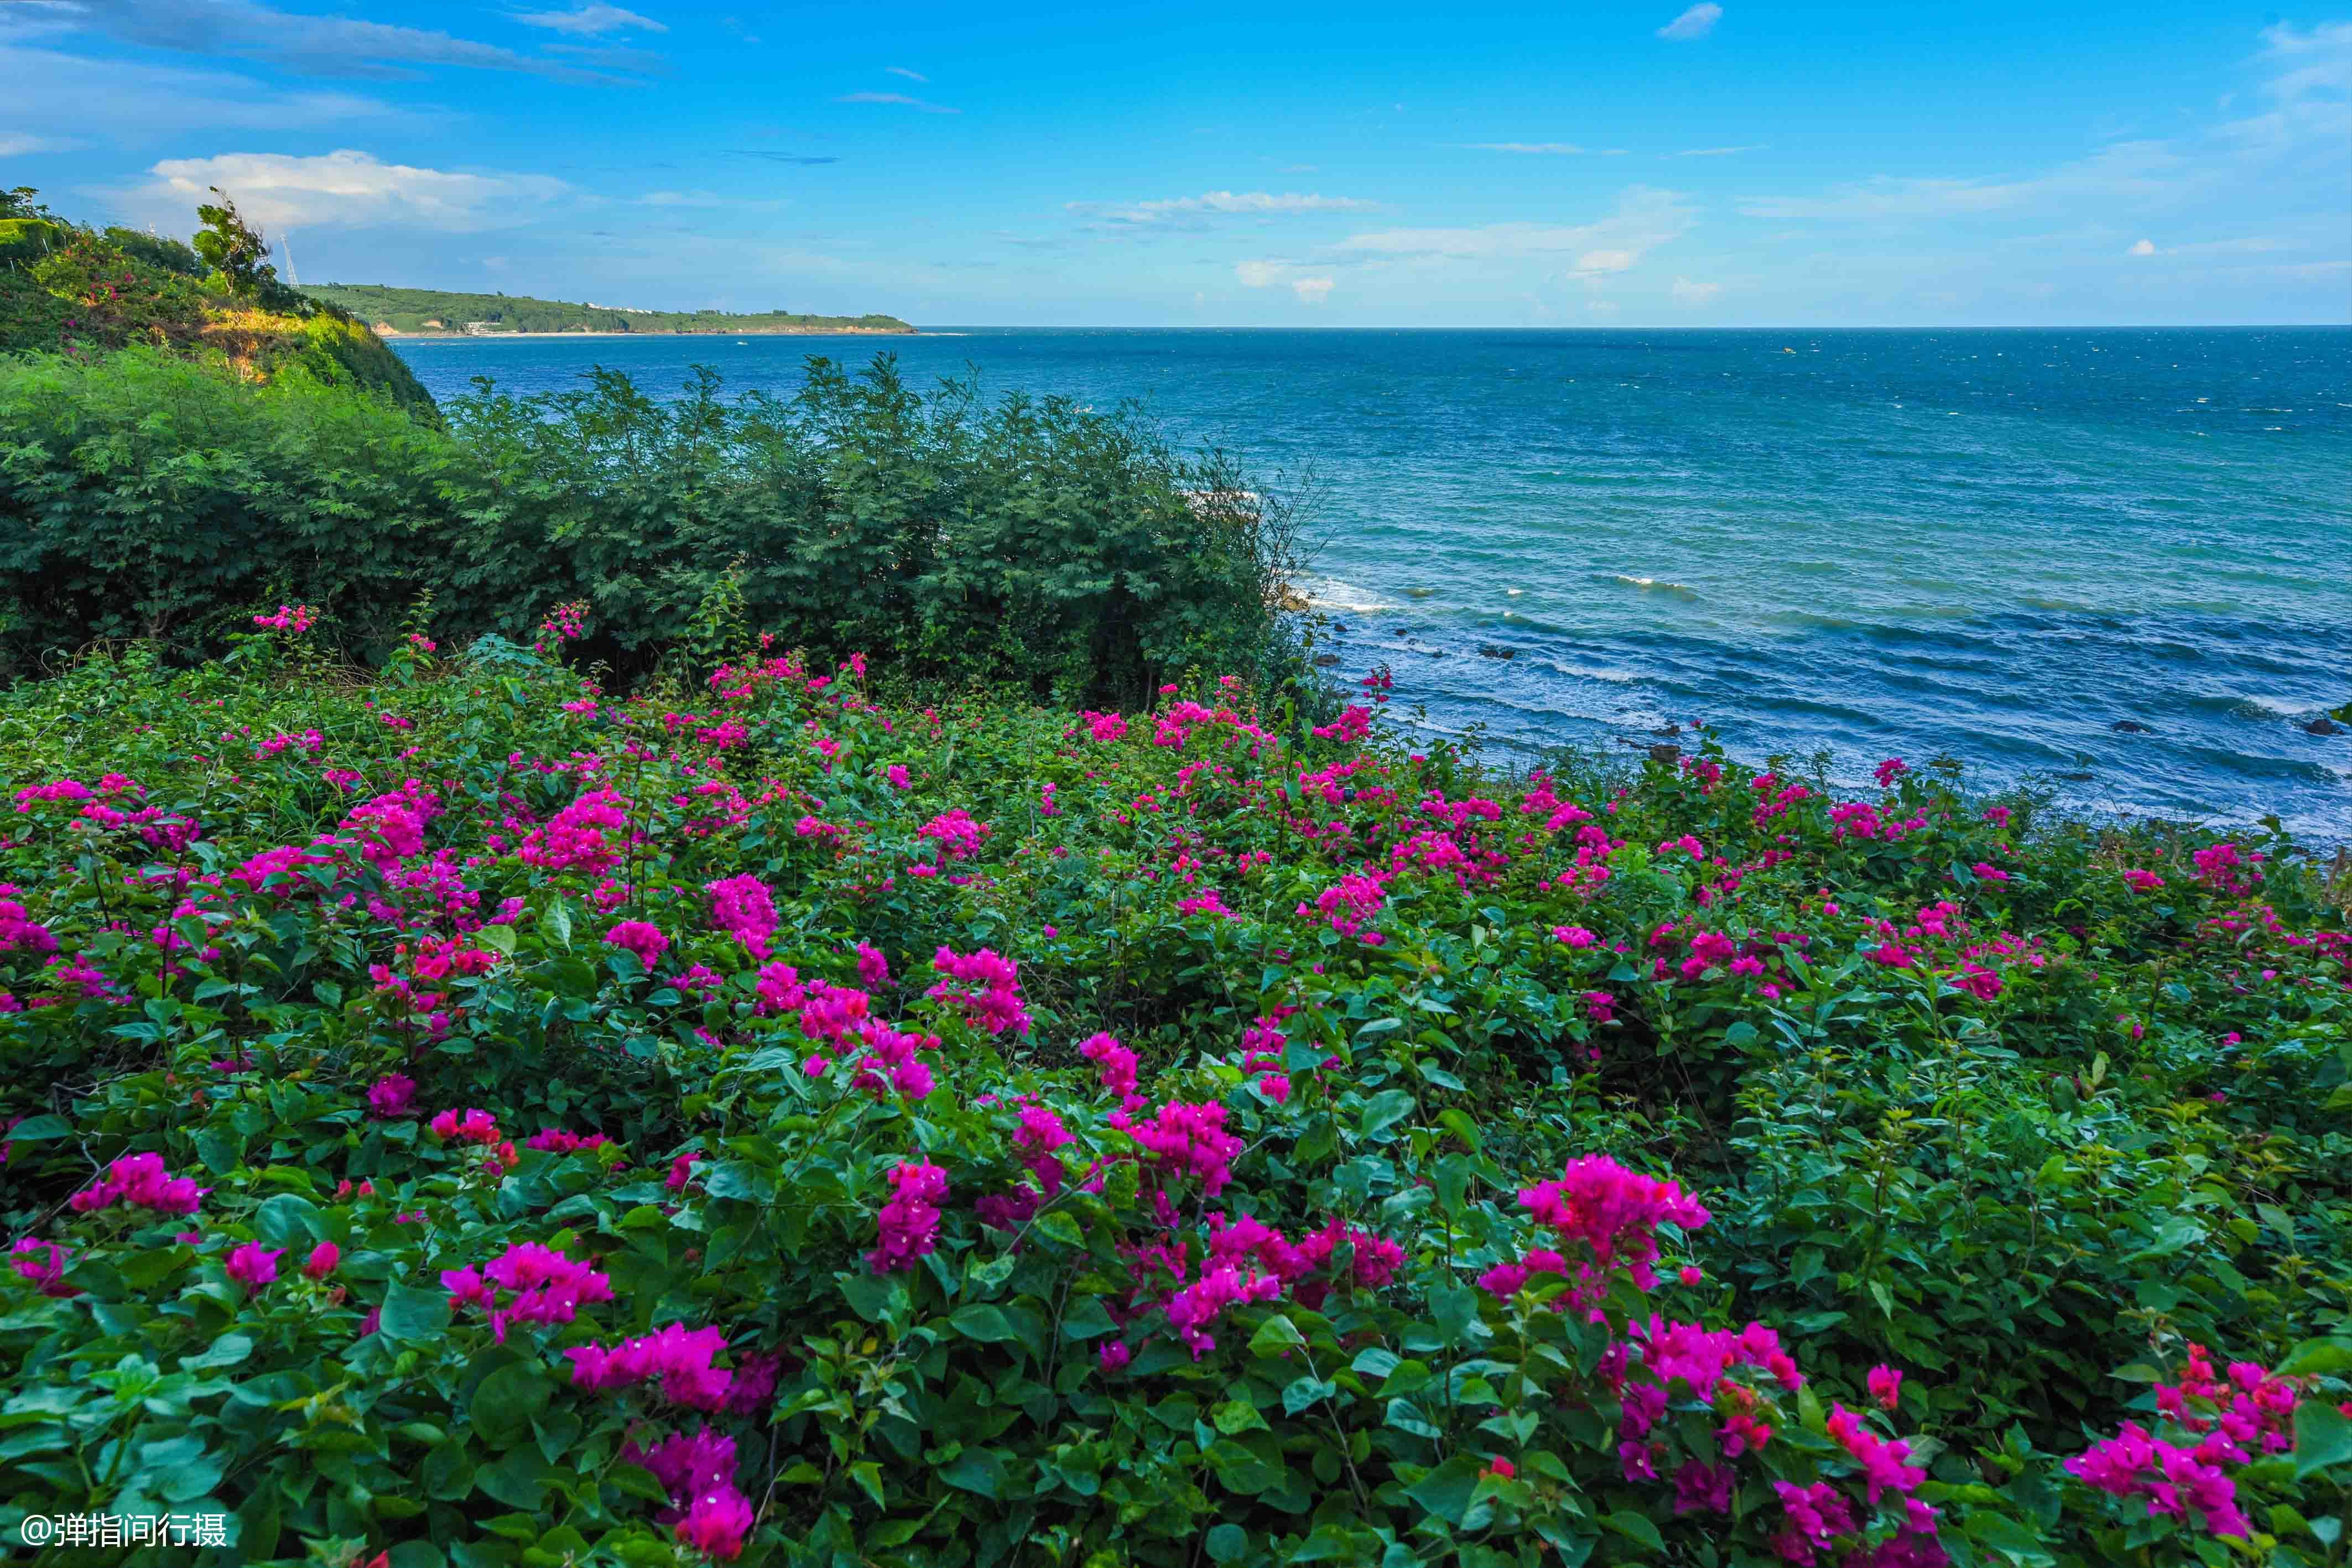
[1601,573,1700,601]
[1299,576,1402,614]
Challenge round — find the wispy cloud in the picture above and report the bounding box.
[509,4,666,35]
[728,150,840,166]
[125,148,569,232]
[1656,3,1722,41]
[835,91,959,113]
[1334,186,1692,270]
[1466,142,1584,155]
[52,0,650,84]
[0,132,84,156]
[885,65,928,82]
[1073,190,1378,226]
[1671,275,1721,304]
[1236,259,1335,303]
[0,46,408,139]
[1673,144,1763,157]
[1739,141,2186,220]
[2129,238,2157,256]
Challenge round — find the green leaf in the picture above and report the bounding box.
[1601,1512,1665,1552]
[1247,1314,1305,1355]
[2,1114,70,1142]
[473,1450,556,1511]
[470,1361,550,1448]
[2277,1340,2352,1378]
[1358,1088,1416,1140]
[939,1449,1008,1498]
[1213,1399,1269,1435]
[839,1272,906,1324]
[1282,1376,1338,1416]
[949,1303,1019,1343]
[1061,1295,1118,1341]
[1204,1524,1248,1564]
[1404,1453,1486,1526]
[378,1283,452,1343]
[2295,1400,2352,1478]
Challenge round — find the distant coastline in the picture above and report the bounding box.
[374,325,917,340]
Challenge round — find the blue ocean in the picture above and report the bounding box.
[389,328,2352,840]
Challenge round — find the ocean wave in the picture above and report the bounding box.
[1299,577,1402,614]
[1599,574,1701,602]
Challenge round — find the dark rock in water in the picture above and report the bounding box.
[1393,627,1408,637]
[1653,723,1682,737]
[2112,720,2155,733]
[1312,654,1340,667]
[1477,644,1516,660]
[1332,622,1347,633]
[2058,770,2095,782]
[1648,743,1682,764]
[2304,716,2345,736]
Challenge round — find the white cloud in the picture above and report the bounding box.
[835,91,959,113]
[1281,164,1319,173]
[127,149,569,232]
[2128,238,2157,256]
[1076,190,1378,226]
[1657,4,1722,41]
[1671,275,1721,304]
[509,4,666,35]
[886,65,929,82]
[1673,144,1764,157]
[1335,187,1692,268]
[641,189,724,207]
[1235,260,1337,303]
[1468,142,1584,155]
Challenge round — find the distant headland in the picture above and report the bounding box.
[301,282,915,337]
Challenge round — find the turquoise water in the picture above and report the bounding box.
[390,328,2352,839]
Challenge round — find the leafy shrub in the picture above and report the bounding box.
[0,352,1312,709]
[1,624,2347,1566]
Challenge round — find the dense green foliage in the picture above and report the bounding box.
[301,284,912,337]
[0,351,1307,709]
[0,624,2347,1567]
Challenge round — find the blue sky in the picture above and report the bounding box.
[3,2,2346,326]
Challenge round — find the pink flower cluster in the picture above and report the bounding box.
[444,1241,615,1341]
[623,1429,754,1560]
[866,1160,948,1274]
[1300,871,1386,943]
[252,603,316,633]
[1516,1155,1711,1293]
[1111,1098,1243,1197]
[926,946,1031,1037]
[706,874,777,956]
[69,1153,207,1217]
[603,919,670,970]
[916,808,989,863]
[2063,1343,2304,1539]
[567,1321,773,1413]
[1080,1031,1144,1110]
[518,789,632,874]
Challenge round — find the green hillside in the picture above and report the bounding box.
[0,190,438,421]
[302,282,914,335]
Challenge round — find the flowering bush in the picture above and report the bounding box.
[1,632,2348,1567]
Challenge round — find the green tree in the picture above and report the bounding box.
[0,186,48,220]
[190,188,279,298]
